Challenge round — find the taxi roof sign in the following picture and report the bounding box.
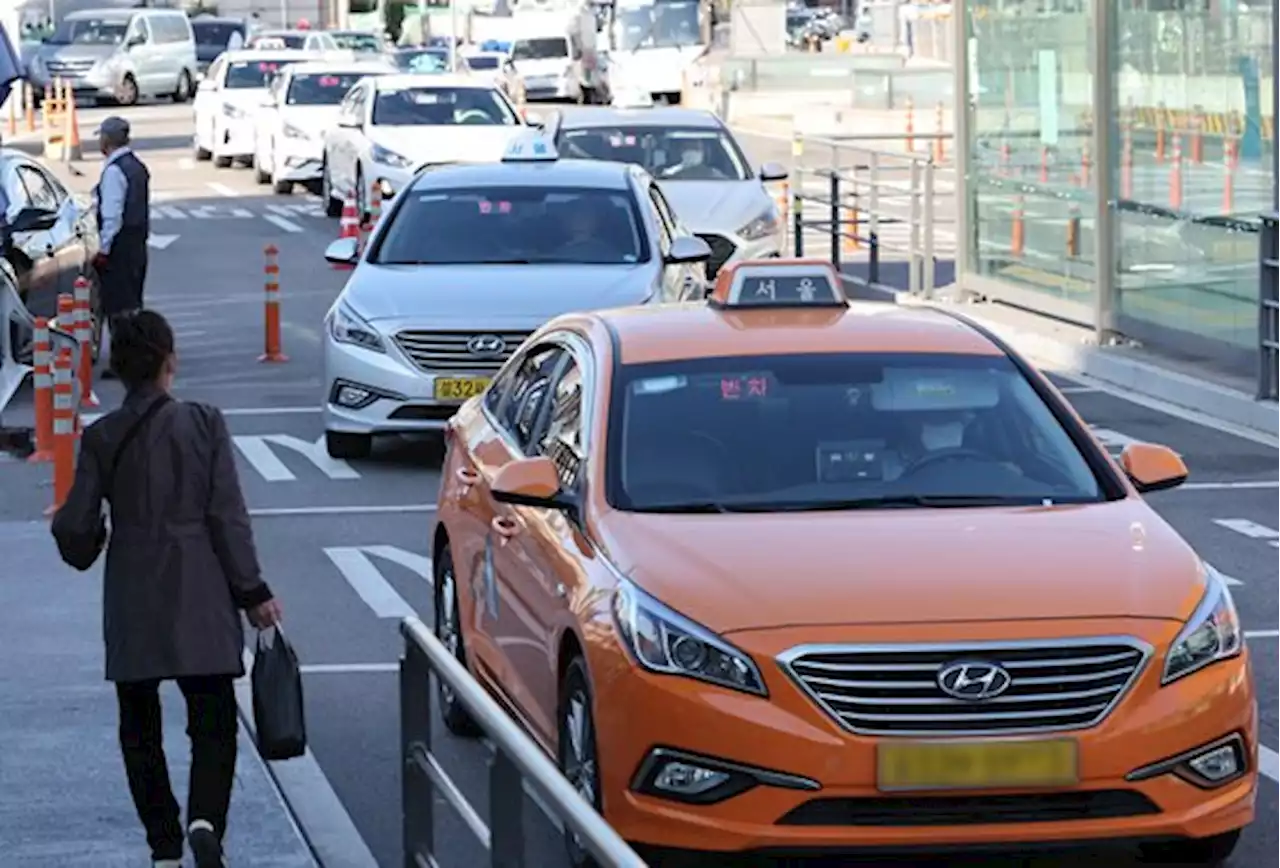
[501,133,559,163]
[709,259,846,309]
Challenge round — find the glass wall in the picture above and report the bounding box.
[965,0,1096,316]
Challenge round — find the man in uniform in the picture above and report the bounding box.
[91,116,150,379]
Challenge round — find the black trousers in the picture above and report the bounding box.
[115,676,238,860]
[99,234,148,317]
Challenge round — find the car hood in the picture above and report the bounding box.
[657,180,771,235]
[38,43,114,62]
[343,262,654,322]
[597,499,1206,634]
[368,125,524,165]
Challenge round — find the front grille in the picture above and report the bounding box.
[393,329,530,373]
[696,233,736,278]
[777,790,1160,827]
[45,59,95,75]
[781,639,1150,736]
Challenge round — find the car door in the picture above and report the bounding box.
[194,57,225,149]
[127,17,158,94]
[649,180,705,298]
[8,164,60,319]
[24,163,83,297]
[329,84,364,195]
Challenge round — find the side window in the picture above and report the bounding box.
[17,166,58,210]
[132,18,152,44]
[152,17,174,43]
[537,360,583,489]
[32,166,66,205]
[650,184,680,233]
[498,345,564,451]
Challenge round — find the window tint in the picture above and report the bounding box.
[371,85,517,126]
[48,17,128,45]
[225,58,292,88]
[192,21,242,47]
[500,346,565,450]
[606,352,1109,512]
[394,48,449,73]
[377,185,648,266]
[287,72,372,105]
[538,360,584,488]
[17,166,58,210]
[557,125,750,181]
[465,55,499,70]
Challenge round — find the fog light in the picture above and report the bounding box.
[1186,744,1241,783]
[653,762,730,796]
[329,379,402,410]
[378,179,395,198]
[336,384,373,408]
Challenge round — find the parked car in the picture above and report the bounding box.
[27,7,198,105]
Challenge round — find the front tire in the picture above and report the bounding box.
[559,656,602,868]
[324,430,371,460]
[1139,829,1242,865]
[254,155,270,185]
[172,70,192,103]
[116,74,138,106]
[434,544,481,737]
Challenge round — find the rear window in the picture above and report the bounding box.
[192,21,241,46]
[512,37,568,59]
[606,353,1107,512]
[375,185,649,266]
[395,49,448,73]
[465,55,500,69]
[287,72,368,105]
[371,86,517,126]
[225,58,292,88]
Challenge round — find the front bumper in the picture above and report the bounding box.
[31,67,117,96]
[274,143,324,182]
[589,619,1258,856]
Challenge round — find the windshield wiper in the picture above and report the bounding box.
[748,495,1043,512]
[632,501,733,513]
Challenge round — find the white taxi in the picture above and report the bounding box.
[320,73,527,220]
[252,59,395,194]
[193,48,322,168]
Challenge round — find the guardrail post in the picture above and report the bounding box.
[829,171,841,271]
[869,230,880,288]
[793,186,805,257]
[1259,212,1279,401]
[868,152,881,245]
[400,640,434,868]
[908,160,922,295]
[489,748,525,868]
[922,160,936,298]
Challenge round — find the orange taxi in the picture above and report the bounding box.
[432,259,1257,866]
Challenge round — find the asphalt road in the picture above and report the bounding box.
[3,100,1276,868]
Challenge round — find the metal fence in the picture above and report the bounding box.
[399,616,648,868]
[784,131,953,299]
[1260,212,1279,401]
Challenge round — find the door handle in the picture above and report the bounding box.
[491,516,519,543]
[456,467,479,485]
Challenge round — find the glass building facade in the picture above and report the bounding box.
[954,0,1276,375]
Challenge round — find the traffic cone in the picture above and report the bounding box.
[333,189,359,271]
[64,95,82,161]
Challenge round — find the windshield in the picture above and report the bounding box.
[558,125,749,181]
[333,32,382,52]
[465,55,500,69]
[225,58,291,89]
[287,72,368,105]
[371,86,517,125]
[252,33,305,48]
[606,353,1107,512]
[394,48,448,73]
[613,1,702,50]
[47,17,128,45]
[192,21,242,47]
[511,37,568,60]
[376,185,648,266]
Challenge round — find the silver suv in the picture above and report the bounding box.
[29,8,198,106]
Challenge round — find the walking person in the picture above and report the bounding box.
[90,116,150,380]
[51,310,283,868]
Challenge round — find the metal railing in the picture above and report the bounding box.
[1259,212,1278,401]
[784,131,953,299]
[399,616,648,868]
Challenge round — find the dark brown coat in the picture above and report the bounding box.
[51,387,273,682]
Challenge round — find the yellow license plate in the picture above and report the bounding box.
[877,739,1078,792]
[433,377,490,401]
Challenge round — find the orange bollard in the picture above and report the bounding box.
[73,277,98,407]
[367,181,382,232]
[259,244,288,363]
[27,317,54,463]
[45,347,77,517]
[54,291,73,336]
[1155,102,1167,163]
[1222,138,1236,213]
[1190,107,1204,164]
[932,101,945,162]
[1079,143,1091,187]
[24,82,34,134]
[1172,135,1182,211]
[904,96,915,152]
[1066,202,1081,258]
[333,189,360,270]
[1120,123,1134,198]
[1011,194,1025,257]
[1039,146,1050,183]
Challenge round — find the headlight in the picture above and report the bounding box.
[737,203,782,241]
[326,302,385,353]
[282,123,309,140]
[612,577,767,696]
[371,143,413,168]
[222,103,246,119]
[1162,565,1242,685]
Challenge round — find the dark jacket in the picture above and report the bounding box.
[51,387,273,682]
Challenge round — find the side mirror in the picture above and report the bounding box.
[759,161,788,182]
[126,34,145,49]
[11,207,58,232]
[197,79,216,91]
[490,456,577,513]
[664,235,712,265]
[324,237,360,265]
[338,115,360,128]
[1119,442,1187,494]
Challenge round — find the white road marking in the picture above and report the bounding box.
[1214,567,1244,587]
[249,504,438,517]
[1214,519,1280,548]
[1089,426,1141,450]
[1054,385,1100,394]
[324,546,417,618]
[153,205,188,219]
[1181,480,1280,490]
[1246,630,1279,639]
[147,233,179,250]
[263,213,305,233]
[362,544,434,579]
[173,329,208,339]
[1260,746,1279,783]
[300,663,399,674]
[207,182,240,197]
[219,405,320,416]
[232,434,360,482]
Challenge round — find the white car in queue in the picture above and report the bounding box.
[193,48,322,167]
[545,105,789,279]
[252,59,396,194]
[320,73,528,220]
[317,132,713,459]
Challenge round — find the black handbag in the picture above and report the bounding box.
[251,626,308,761]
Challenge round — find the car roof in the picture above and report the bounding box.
[555,106,723,130]
[66,8,138,18]
[410,157,636,192]
[372,73,491,90]
[221,49,325,62]
[280,60,394,75]
[586,302,1004,365]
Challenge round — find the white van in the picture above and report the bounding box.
[28,8,199,106]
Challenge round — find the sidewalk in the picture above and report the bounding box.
[0,520,319,867]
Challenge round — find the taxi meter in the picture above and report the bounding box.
[501,134,559,163]
[708,258,846,309]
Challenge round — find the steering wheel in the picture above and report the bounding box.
[455,109,492,125]
[901,447,993,477]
